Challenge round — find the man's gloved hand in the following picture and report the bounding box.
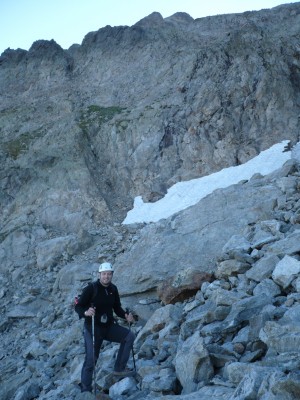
[84,307,96,317]
[125,312,134,323]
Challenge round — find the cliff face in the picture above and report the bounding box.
[1,3,300,230]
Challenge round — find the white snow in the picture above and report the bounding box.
[123,140,291,224]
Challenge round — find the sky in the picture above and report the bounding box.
[1,0,298,54]
[123,141,292,224]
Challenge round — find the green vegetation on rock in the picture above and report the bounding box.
[3,129,44,159]
[78,105,125,133]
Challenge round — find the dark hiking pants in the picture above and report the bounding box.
[80,322,135,392]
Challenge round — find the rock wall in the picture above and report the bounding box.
[1,3,300,226]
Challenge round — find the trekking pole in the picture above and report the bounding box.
[131,338,136,372]
[92,312,96,397]
[126,308,136,372]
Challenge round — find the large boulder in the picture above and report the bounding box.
[114,174,283,295]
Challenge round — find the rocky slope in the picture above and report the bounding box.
[2,155,300,400]
[0,2,300,399]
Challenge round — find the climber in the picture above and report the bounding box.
[75,261,135,393]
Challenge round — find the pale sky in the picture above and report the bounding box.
[123,141,292,224]
[1,0,298,54]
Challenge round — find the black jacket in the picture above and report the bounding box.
[75,280,126,326]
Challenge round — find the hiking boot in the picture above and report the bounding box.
[79,382,92,393]
[113,368,136,377]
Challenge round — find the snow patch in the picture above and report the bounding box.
[123,141,291,224]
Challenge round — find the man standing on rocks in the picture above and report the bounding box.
[75,262,135,393]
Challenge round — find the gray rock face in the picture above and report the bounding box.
[1,3,300,400]
[1,3,300,226]
[113,173,283,295]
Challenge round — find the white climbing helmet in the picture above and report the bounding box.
[98,262,114,273]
